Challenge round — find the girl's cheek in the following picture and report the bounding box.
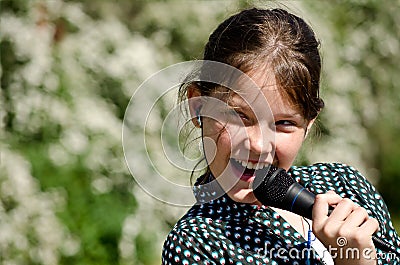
[204,119,225,135]
[274,133,303,168]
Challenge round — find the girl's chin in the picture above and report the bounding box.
[226,186,258,204]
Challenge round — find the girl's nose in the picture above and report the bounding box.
[244,125,274,155]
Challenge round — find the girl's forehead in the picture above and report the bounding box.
[209,85,300,117]
[205,66,303,115]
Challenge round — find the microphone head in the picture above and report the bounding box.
[252,165,295,207]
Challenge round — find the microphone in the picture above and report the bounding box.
[251,165,399,255]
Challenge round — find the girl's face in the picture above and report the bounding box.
[190,69,314,205]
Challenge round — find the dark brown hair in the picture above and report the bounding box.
[181,8,325,184]
[181,7,324,120]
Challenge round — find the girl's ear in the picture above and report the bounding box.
[305,118,316,138]
[187,83,203,128]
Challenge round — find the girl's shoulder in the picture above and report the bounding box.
[290,162,400,255]
[289,162,366,180]
[289,162,374,195]
[288,162,383,212]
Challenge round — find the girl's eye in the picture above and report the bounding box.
[275,120,298,132]
[275,120,296,126]
[227,108,250,122]
[236,111,249,120]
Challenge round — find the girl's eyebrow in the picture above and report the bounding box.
[274,113,303,118]
[227,94,253,110]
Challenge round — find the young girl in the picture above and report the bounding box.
[162,7,400,264]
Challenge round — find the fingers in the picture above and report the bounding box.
[336,207,373,238]
[313,192,367,222]
[341,206,368,226]
[328,198,353,221]
[312,191,379,254]
[312,191,342,222]
[359,217,379,235]
[360,217,379,235]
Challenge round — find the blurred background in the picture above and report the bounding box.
[1,0,399,264]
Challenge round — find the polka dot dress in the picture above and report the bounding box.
[162,163,400,264]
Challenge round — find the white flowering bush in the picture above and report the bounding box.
[0,0,168,263]
[303,0,400,199]
[0,0,244,264]
[0,147,79,265]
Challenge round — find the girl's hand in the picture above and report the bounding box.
[312,191,379,265]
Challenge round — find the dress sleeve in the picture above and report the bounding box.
[162,228,216,265]
[320,163,400,264]
[162,219,268,265]
[161,217,317,265]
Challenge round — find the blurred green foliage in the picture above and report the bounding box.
[1,0,399,264]
[306,0,400,216]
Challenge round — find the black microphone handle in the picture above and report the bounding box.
[285,182,399,255]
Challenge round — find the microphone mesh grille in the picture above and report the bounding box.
[253,165,295,207]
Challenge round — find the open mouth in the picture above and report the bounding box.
[230,158,270,182]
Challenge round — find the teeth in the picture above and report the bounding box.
[234,159,268,170]
[248,161,256,169]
